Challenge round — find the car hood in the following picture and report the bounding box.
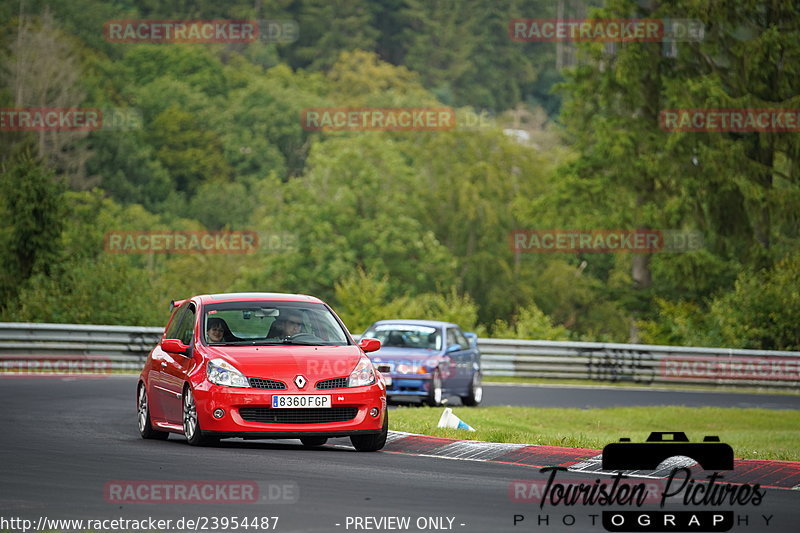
[204,344,364,380]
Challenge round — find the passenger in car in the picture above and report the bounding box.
[207,317,236,343]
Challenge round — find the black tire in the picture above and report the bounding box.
[350,411,388,452]
[182,386,217,446]
[137,384,169,440]
[300,437,328,447]
[424,370,443,407]
[460,371,483,407]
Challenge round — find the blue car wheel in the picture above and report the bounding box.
[425,370,443,406]
[460,371,482,407]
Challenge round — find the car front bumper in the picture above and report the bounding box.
[383,375,434,398]
[192,382,386,435]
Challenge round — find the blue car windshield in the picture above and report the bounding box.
[363,325,442,350]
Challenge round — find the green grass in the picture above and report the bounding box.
[389,405,800,461]
[485,376,800,396]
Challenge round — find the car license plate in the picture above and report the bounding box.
[272,395,331,408]
[382,376,392,386]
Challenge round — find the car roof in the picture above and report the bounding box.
[192,293,325,304]
[368,319,459,329]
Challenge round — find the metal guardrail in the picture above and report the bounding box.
[1,322,798,389]
[0,322,162,372]
[479,338,800,389]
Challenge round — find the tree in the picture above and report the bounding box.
[148,106,231,195]
[399,128,556,325]
[235,134,457,301]
[660,0,800,266]
[333,268,482,334]
[490,302,570,341]
[710,254,800,350]
[284,0,379,70]
[3,11,94,187]
[0,154,64,310]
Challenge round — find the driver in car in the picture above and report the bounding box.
[268,310,304,338]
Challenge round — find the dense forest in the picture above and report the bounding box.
[0,0,797,350]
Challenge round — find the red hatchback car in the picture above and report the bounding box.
[137,293,387,451]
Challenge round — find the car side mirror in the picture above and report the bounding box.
[464,332,478,349]
[162,338,190,356]
[446,344,462,354]
[359,337,381,353]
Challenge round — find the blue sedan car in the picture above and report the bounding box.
[361,320,482,406]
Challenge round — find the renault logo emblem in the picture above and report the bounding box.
[294,375,307,388]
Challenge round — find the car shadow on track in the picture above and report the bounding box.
[149,435,358,452]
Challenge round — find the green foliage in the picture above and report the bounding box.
[85,131,172,212]
[237,134,457,301]
[640,253,800,350]
[13,255,165,325]
[0,0,796,355]
[710,254,800,350]
[490,303,570,341]
[637,299,721,348]
[286,0,380,70]
[333,268,481,335]
[530,259,630,341]
[0,155,64,308]
[148,106,232,195]
[326,50,435,106]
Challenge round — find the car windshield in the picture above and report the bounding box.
[363,325,441,350]
[203,301,350,346]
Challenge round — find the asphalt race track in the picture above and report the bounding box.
[0,376,797,533]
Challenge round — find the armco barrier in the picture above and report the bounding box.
[479,338,800,389]
[0,323,798,389]
[0,322,162,372]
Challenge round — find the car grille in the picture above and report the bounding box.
[248,378,287,389]
[316,377,349,389]
[239,407,358,424]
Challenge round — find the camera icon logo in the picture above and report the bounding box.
[602,432,734,471]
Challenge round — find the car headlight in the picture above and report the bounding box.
[348,357,376,387]
[207,358,250,388]
[421,359,440,373]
